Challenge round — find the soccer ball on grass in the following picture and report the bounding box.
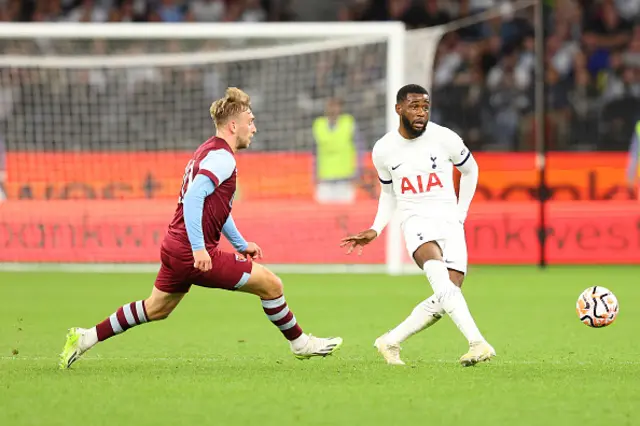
[576,286,619,328]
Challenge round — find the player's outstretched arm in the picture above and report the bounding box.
[453,149,479,224]
[342,145,396,255]
[183,174,215,271]
[341,181,396,255]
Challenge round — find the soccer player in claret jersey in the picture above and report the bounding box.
[59,88,342,369]
[341,84,495,367]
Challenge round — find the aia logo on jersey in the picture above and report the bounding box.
[400,173,443,194]
[235,253,247,262]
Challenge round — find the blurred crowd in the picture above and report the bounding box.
[0,0,281,23]
[0,0,638,153]
[428,0,640,152]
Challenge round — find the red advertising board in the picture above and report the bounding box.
[3,151,635,202]
[1,200,639,265]
[2,151,637,265]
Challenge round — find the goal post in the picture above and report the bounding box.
[0,21,411,274]
[0,22,405,40]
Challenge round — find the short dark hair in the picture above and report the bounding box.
[396,84,429,103]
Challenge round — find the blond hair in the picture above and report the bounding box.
[210,87,251,128]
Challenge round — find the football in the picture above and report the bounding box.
[576,286,619,328]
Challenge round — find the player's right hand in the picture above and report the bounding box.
[193,249,212,272]
[340,229,378,255]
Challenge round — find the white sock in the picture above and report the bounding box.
[82,327,99,351]
[423,260,485,344]
[385,295,444,344]
[290,333,310,351]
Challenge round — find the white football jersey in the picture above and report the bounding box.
[372,121,471,223]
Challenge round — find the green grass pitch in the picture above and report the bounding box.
[1,266,638,426]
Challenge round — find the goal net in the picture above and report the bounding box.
[0,22,410,273]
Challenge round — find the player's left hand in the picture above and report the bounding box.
[340,229,378,255]
[241,242,263,260]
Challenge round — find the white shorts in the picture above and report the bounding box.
[402,216,468,274]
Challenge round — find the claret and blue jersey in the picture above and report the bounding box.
[166,136,247,255]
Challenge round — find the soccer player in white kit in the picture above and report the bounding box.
[341,84,495,367]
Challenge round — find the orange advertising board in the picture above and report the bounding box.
[1,200,639,264]
[3,152,635,201]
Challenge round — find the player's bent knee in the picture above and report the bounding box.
[413,241,443,268]
[257,268,283,299]
[242,263,284,299]
[265,274,284,299]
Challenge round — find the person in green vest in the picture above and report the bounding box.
[626,119,640,200]
[312,97,363,204]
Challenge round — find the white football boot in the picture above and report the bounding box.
[459,341,496,367]
[374,333,406,366]
[291,335,343,359]
[59,327,92,369]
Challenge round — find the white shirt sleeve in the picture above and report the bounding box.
[370,144,396,235]
[446,133,478,223]
[373,145,392,184]
[198,149,237,186]
[447,132,472,168]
